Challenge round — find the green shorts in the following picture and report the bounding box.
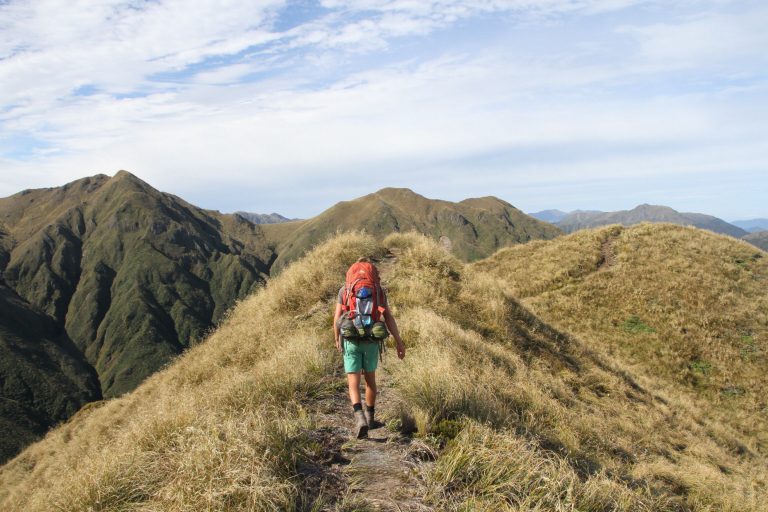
[343,339,380,374]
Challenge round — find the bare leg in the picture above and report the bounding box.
[363,371,377,407]
[347,372,362,405]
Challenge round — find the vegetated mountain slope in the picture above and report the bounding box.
[233,211,297,224]
[266,187,561,272]
[0,172,275,461]
[558,204,748,238]
[1,233,764,511]
[474,223,768,446]
[744,230,768,251]
[0,282,100,464]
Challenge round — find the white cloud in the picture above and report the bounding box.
[0,0,766,219]
[621,4,768,69]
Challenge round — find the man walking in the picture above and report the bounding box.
[334,257,406,439]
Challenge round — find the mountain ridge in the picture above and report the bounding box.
[265,187,561,271]
[233,211,297,224]
[0,171,276,462]
[552,203,749,238]
[732,218,768,233]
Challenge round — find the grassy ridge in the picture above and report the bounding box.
[0,176,557,463]
[473,224,768,447]
[0,232,382,510]
[385,232,763,511]
[1,230,765,510]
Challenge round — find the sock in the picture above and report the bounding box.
[365,404,375,413]
[353,403,362,412]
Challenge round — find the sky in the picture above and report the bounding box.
[0,0,766,220]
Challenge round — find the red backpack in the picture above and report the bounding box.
[339,261,388,339]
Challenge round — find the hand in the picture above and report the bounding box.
[335,337,341,352]
[396,342,406,360]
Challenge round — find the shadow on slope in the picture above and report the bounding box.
[0,283,101,463]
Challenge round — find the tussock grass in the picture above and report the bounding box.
[429,422,666,511]
[383,231,767,511]
[2,228,766,511]
[0,232,383,511]
[474,224,768,446]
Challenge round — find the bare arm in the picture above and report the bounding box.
[333,303,343,351]
[383,309,406,359]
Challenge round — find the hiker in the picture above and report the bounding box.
[334,257,406,439]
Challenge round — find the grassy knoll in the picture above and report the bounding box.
[0,232,382,510]
[474,223,768,449]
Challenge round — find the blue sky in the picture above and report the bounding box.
[0,0,766,220]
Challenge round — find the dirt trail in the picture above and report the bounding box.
[597,234,618,271]
[307,249,434,511]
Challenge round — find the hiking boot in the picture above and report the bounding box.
[354,410,368,439]
[364,406,375,428]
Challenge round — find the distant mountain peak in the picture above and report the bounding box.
[528,209,569,223]
[112,169,140,180]
[373,187,425,201]
[633,203,673,211]
[556,203,748,238]
[235,211,297,224]
[460,196,517,212]
[106,169,153,191]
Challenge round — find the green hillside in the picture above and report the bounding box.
[0,172,275,462]
[265,187,561,272]
[474,223,768,447]
[0,282,100,464]
[1,232,764,511]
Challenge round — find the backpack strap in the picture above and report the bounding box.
[344,278,364,316]
[376,285,387,316]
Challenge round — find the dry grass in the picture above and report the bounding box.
[474,224,768,447]
[383,231,767,511]
[1,228,766,511]
[0,232,383,511]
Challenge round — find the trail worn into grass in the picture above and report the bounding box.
[597,232,618,272]
[312,368,432,511]
[307,249,434,511]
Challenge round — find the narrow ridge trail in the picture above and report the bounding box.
[308,249,435,511]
